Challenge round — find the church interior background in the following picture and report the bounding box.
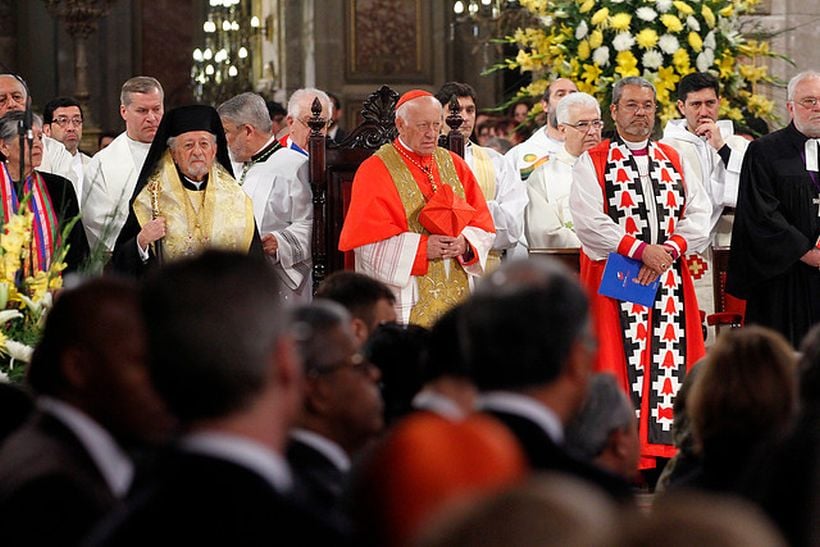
[0,0,817,152]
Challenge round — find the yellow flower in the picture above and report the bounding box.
[578,39,591,60]
[688,31,703,52]
[579,0,596,14]
[717,52,735,79]
[660,14,684,33]
[636,28,659,49]
[672,1,694,16]
[719,5,734,17]
[589,29,604,49]
[610,12,632,30]
[673,48,692,74]
[0,330,6,351]
[615,51,640,77]
[591,7,609,27]
[701,5,716,27]
[747,94,774,117]
[581,62,604,84]
[738,63,768,82]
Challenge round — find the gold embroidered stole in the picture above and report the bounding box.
[471,145,501,272]
[134,151,255,261]
[376,144,470,327]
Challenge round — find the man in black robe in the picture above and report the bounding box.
[727,70,820,347]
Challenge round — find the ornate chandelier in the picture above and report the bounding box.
[191,0,260,105]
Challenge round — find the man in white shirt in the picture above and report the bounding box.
[505,78,578,182]
[218,92,314,303]
[43,97,90,206]
[526,92,603,249]
[0,278,173,547]
[280,87,332,156]
[0,74,76,185]
[435,82,528,270]
[661,72,749,341]
[83,76,164,254]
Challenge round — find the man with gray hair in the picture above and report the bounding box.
[83,76,165,255]
[564,373,640,481]
[570,76,711,469]
[218,92,313,303]
[728,69,820,347]
[281,87,332,156]
[526,91,602,248]
[338,90,495,327]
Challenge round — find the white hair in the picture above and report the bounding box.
[395,95,442,122]
[787,70,820,101]
[556,92,601,125]
[287,88,332,121]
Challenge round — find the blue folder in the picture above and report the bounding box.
[598,252,660,307]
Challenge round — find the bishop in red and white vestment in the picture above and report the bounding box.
[570,137,711,468]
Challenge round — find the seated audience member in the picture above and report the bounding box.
[464,258,633,500]
[364,322,430,425]
[622,491,787,547]
[751,325,820,547]
[287,300,384,525]
[508,99,531,125]
[352,412,525,547]
[0,111,90,272]
[655,361,704,491]
[87,252,345,546]
[316,271,398,348]
[682,326,798,495]
[0,278,173,547]
[411,304,477,420]
[564,373,640,483]
[417,474,617,547]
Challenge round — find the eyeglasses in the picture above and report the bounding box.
[52,116,83,127]
[794,97,820,109]
[618,102,656,114]
[564,119,604,132]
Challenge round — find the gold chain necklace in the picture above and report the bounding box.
[393,143,438,193]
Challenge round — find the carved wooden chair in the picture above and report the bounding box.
[307,86,464,291]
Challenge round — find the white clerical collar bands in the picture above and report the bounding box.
[805,139,819,172]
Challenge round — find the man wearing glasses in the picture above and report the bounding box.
[281,87,332,156]
[728,70,820,348]
[661,73,750,343]
[43,97,90,206]
[570,77,711,471]
[526,92,602,249]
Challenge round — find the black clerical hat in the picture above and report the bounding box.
[131,104,234,202]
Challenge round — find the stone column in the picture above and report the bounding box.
[42,0,116,144]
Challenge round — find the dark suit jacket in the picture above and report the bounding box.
[287,436,352,530]
[40,171,91,272]
[485,409,634,502]
[88,449,346,547]
[0,411,119,547]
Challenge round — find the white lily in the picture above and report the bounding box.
[0,309,22,324]
[4,340,34,364]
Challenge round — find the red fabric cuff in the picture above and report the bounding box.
[664,235,687,258]
[412,235,430,276]
[617,235,646,260]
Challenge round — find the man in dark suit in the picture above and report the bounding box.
[287,300,383,526]
[461,258,633,501]
[89,252,345,546]
[0,278,173,547]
